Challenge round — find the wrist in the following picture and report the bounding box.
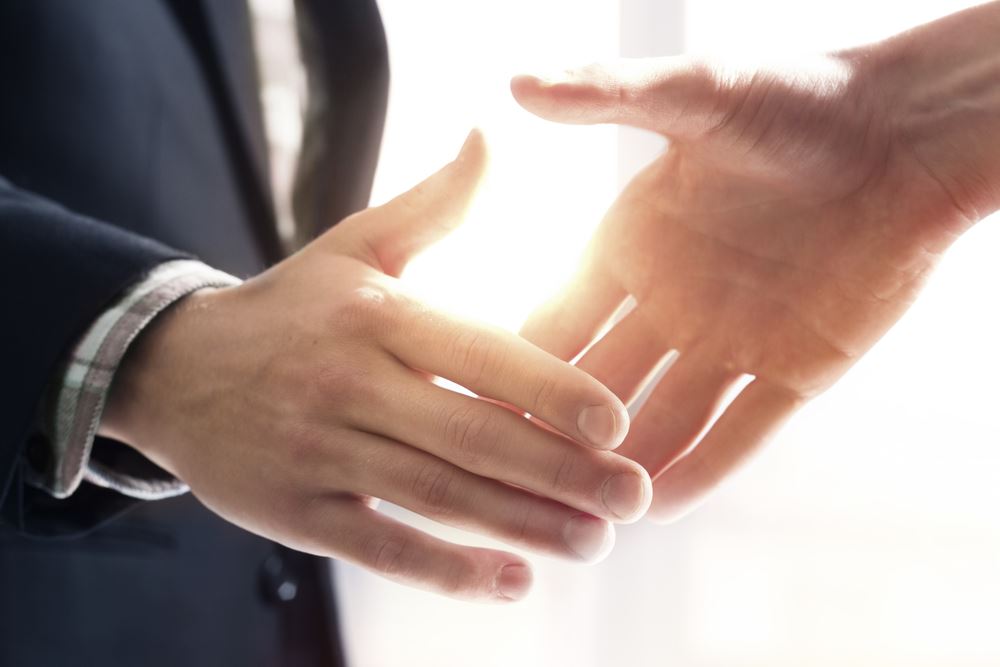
[99,287,221,470]
[863,1,1000,224]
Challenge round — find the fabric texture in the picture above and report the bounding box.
[32,260,241,501]
[0,0,387,663]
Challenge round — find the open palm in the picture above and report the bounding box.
[513,52,983,522]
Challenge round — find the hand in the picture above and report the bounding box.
[512,7,1000,523]
[100,130,651,602]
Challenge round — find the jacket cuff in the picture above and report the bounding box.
[30,260,242,500]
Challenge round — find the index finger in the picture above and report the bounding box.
[384,296,630,450]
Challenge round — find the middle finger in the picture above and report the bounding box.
[355,369,651,523]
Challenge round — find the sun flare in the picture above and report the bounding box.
[399,122,619,333]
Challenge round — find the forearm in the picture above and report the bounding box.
[0,176,186,532]
[868,0,1000,223]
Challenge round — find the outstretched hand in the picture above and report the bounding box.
[513,34,997,522]
[102,130,651,602]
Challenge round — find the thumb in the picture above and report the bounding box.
[510,57,726,140]
[337,128,488,277]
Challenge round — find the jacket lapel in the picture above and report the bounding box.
[198,0,273,207]
[292,0,389,246]
[164,0,284,264]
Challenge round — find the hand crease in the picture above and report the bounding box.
[698,272,858,365]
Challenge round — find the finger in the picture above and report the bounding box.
[519,256,626,362]
[312,497,533,602]
[575,307,674,405]
[351,372,651,523]
[385,295,632,450]
[342,431,615,562]
[510,57,724,139]
[333,129,488,276]
[647,378,804,523]
[617,350,741,477]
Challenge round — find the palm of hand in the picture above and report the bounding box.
[518,58,970,521]
[608,136,936,397]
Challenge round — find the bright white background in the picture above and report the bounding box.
[329,2,1000,665]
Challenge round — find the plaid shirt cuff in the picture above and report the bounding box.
[31,260,242,500]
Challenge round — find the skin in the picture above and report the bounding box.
[512,2,1000,523]
[100,131,652,602]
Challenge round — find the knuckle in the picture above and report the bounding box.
[549,450,580,496]
[450,328,508,387]
[410,464,457,516]
[283,421,328,468]
[689,59,725,93]
[510,505,534,545]
[363,534,410,578]
[443,405,500,469]
[441,555,479,597]
[338,282,398,335]
[702,65,752,136]
[529,374,558,415]
[312,358,375,406]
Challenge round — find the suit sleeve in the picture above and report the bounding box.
[0,175,188,536]
[39,259,241,501]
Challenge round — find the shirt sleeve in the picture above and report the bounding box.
[28,259,243,501]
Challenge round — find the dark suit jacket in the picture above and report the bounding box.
[0,1,388,664]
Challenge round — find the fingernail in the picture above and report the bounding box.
[578,405,624,448]
[496,564,532,601]
[601,472,647,521]
[562,514,615,563]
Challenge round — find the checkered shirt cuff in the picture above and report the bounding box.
[31,260,242,500]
